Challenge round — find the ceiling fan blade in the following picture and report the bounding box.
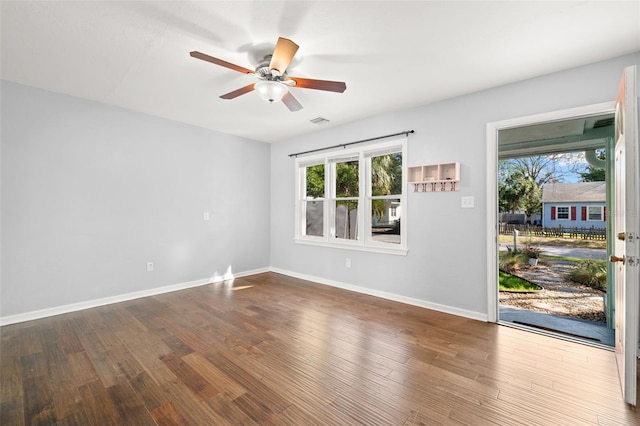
[269,37,299,75]
[190,51,254,75]
[282,92,303,112]
[220,83,256,100]
[286,77,346,93]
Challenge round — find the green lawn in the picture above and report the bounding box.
[499,271,542,292]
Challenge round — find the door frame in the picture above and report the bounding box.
[485,101,616,323]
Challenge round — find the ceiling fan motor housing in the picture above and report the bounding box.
[255,55,272,77]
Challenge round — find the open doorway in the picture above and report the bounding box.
[497,148,613,346]
[487,105,616,348]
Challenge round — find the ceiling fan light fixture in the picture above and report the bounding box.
[255,80,288,103]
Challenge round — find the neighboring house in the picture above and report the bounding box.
[499,212,542,225]
[541,182,606,228]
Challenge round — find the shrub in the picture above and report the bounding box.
[499,251,530,271]
[567,260,607,291]
[521,245,541,258]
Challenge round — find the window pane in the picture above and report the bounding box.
[306,164,324,199]
[335,200,358,240]
[557,207,569,219]
[371,198,401,244]
[371,153,402,196]
[305,201,323,236]
[588,206,602,220]
[336,161,359,198]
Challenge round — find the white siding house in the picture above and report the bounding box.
[541,182,606,228]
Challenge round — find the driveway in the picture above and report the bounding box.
[538,245,606,260]
[499,243,607,260]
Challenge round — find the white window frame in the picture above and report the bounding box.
[295,138,407,255]
[587,205,604,221]
[557,206,570,220]
[298,160,326,241]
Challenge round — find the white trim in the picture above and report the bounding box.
[294,238,408,255]
[0,267,270,326]
[486,101,616,325]
[486,123,499,323]
[270,267,488,322]
[488,101,615,132]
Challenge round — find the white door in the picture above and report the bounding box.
[612,65,639,406]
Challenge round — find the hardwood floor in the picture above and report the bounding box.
[1,272,638,425]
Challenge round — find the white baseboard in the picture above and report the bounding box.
[0,267,270,326]
[1,267,486,326]
[270,267,488,322]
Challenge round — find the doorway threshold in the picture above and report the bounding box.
[499,306,614,349]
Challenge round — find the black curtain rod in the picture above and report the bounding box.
[288,130,415,158]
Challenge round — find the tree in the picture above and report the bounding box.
[498,153,581,217]
[306,164,325,198]
[371,153,402,196]
[520,184,542,218]
[507,154,585,187]
[371,153,402,221]
[499,165,539,214]
[580,166,605,182]
[336,161,359,197]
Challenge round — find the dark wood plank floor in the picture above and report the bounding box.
[1,272,638,425]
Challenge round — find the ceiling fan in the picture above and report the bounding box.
[190,37,347,112]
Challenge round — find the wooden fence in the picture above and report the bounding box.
[498,223,606,240]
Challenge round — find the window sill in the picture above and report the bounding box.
[294,238,408,256]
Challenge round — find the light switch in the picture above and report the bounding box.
[461,196,474,209]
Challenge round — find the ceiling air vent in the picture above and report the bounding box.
[310,117,330,125]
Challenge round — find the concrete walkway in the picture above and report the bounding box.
[500,306,614,346]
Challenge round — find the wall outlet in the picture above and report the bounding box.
[461,196,475,209]
[146,262,154,272]
[346,258,351,268]
[203,212,210,221]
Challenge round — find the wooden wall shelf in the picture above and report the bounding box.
[408,162,460,192]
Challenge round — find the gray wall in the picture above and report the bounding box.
[270,52,640,319]
[3,52,638,322]
[1,81,271,318]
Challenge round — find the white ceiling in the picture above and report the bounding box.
[2,1,639,143]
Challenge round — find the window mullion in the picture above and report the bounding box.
[364,156,372,244]
[357,153,366,244]
[327,159,334,240]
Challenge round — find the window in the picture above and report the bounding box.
[588,206,603,221]
[302,163,325,237]
[557,206,570,220]
[295,139,407,254]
